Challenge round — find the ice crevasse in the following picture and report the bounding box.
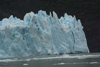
[0,10,89,58]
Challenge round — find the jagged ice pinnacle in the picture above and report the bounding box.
[0,10,89,58]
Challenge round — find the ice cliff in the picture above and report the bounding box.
[0,10,89,58]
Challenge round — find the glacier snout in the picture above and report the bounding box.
[0,10,89,58]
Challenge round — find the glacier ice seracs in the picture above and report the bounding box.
[0,10,89,58]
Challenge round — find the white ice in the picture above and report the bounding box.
[0,10,89,58]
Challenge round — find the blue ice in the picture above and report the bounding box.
[0,10,89,58]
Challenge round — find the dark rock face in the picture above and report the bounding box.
[0,0,100,52]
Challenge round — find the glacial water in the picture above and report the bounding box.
[0,53,100,67]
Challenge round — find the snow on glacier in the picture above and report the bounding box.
[0,10,89,58]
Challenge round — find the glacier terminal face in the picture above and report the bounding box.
[0,10,89,58]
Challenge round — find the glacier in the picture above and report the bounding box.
[0,10,89,58]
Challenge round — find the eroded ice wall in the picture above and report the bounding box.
[0,10,89,58]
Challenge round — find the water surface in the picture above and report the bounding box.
[0,53,100,67]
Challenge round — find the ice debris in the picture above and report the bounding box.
[0,10,89,58]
